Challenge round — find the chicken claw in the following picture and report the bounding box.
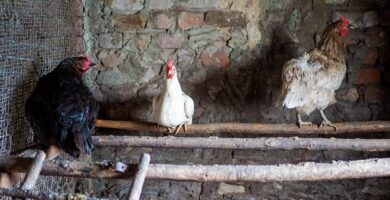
[174,124,184,135]
[297,113,312,128]
[320,120,338,131]
[298,121,312,128]
[319,110,337,131]
[167,127,173,134]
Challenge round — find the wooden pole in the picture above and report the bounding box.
[0,188,102,200]
[21,150,46,190]
[128,153,151,200]
[0,188,59,200]
[96,119,390,135]
[147,158,390,182]
[1,156,390,182]
[93,136,390,151]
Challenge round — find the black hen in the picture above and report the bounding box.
[26,55,99,158]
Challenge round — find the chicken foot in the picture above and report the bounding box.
[319,110,337,131]
[297,113,312,128]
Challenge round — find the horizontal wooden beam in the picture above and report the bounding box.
[96,119,390,135]
[0,188,102,200]
[1,156,390,182]
[93,136,390,151]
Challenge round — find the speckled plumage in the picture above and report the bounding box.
[281,19,348,126]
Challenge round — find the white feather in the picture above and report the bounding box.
[152,68,194,128]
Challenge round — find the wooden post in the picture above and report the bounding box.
[93,136,390,151]
[128,153,151,200]
[21,150,46,190]
[96,119,390,135]
[1,156,390,182]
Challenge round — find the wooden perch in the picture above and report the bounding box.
[21,150,46,190]
[0,188,59,200]
[0,188,101,200]
[0,156,390,182]
[93,136,390,151]
[128,153,151,200]
[96,119,390,135]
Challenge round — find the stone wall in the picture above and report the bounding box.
[84,0,390,199]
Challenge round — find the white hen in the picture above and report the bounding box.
[152,58,194,133]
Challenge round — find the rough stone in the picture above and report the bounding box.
[363,11,379,28]
[111,0,144,14]
[114,14,145,31]
[332,11,363,29]
[156,33,185,49]
[364,86,385,103]
[337,87,359,103]
[154,13,172,29]
[189,28,232,43]
[381,8,390,26]
[325,0,348,5]
[344,29,364,46]
[136,35,151,52]
[364,27,387,48]
[174,0,227,11]
[177,48,195,66]
[96,67,131,87]
[205,11,246,27]
[87,16,106,33]
[217,183,245,195]
[356,67,381,84]
[363,49,379,65]
[380,47,390,65]
[201,46,230,67]
[98,33,123,49]
[340,105,372,121]
[149,0,173,10]
[228,30,248,48]
[97,50,127,68]
[178,12,204,30]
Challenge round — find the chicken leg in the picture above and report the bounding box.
[46,145,62,160]
[297,112,312,128]
[319,110,337,131]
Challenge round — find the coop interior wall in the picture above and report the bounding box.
[1,0,390,199]
[82,0,390,199]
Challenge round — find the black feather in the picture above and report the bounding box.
[25,57,99,158]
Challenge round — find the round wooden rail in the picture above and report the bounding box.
[1,156,390,182]
[96,119,390,135]
[92,136,390,151]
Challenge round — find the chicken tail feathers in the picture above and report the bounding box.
[73,123,94,155]
[65,123,94,157]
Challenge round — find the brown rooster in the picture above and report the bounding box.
[281,16,350,130]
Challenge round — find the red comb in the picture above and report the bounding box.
[167,58,174,67]
[340,16,349,25]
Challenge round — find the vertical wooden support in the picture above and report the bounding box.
[128,153,151,200]
[21,150,46,190]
